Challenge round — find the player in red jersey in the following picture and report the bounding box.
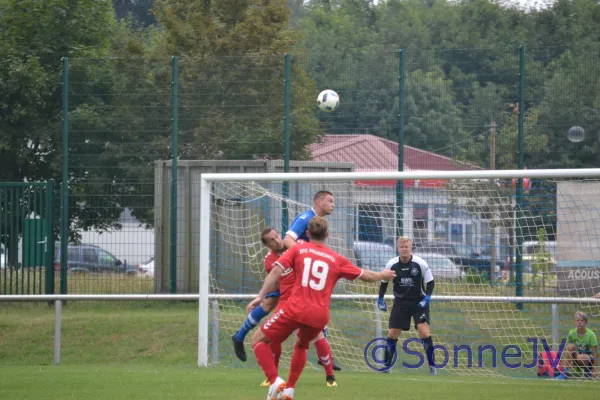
[233,228,338,387]
[248,217,396,400]
[233,228,289,363]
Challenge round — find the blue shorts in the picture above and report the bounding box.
[265,290,281,299]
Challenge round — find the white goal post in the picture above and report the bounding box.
[198,168,600,375]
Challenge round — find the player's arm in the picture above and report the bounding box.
[283,214,309,249]
[283,234,297,249]
[376,259,396,311]
[418,256,435,308]
[246,267,283,314]
[337,256,395,283]
[360,268,396,282]
[247,247,296,313]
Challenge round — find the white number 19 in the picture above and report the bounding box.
[302,258,329,291]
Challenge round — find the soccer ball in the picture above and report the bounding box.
[317,89,340,112]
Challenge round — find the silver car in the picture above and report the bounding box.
[413,252,466,281]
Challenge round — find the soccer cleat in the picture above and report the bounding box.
[279,387,294,400]
[429,366,438,376]
[260,378,270,387]
[326,375,337,387]
[319,359,342,371]
[232,335,247,362]
[267,377,286,400]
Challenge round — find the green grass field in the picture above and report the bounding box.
[1,301,598,399]
[0,365,597,400]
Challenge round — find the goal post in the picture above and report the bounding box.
[198,168,600,376]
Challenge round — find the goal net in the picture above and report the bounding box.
[199,169,600,379]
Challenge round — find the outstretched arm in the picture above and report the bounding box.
[360,268,396,282]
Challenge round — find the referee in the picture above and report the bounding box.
[376,236,437,375]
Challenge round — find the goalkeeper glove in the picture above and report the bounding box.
[376,298,388,311]
[418,295,431,309]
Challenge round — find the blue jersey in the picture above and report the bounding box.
[285,209,317,242]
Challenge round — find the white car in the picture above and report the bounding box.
[136,256,155,277]
[414,252,466,281]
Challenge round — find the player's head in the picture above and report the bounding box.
[574,311,588,329]
[261,227,284,252]
[307,216,329,242]
[397,236,413,259]
[313,190,335,217]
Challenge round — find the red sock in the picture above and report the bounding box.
[287,345,307,389]
[253,342,278,384]
[270,341,283,371]
[313,337,334,376]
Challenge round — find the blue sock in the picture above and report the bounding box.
[322,326,328,339]
[234,305,269,342]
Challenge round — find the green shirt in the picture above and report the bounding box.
[566,328,598,355]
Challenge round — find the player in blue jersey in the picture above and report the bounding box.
[282,191,335,248]
[283,190,342,375]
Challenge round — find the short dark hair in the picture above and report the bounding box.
[308,216,328,241]
[313,190,334,202]
[260,227,275,245]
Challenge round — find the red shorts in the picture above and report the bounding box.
[260,307,322,347]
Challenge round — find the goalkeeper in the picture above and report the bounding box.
[376,236,437,375]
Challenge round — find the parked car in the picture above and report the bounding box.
[54,244,136,275]
[353,241,397,272]
[413,252,466,281]
[414,241,503,276]
[135,256,155,277]
[0,247,5,269]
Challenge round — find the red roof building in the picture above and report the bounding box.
[308,134,481,187]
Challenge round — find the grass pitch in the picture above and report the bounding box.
[0,365,597,400]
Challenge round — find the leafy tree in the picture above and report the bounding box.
[113,0,157,26]
[0,0,117,252]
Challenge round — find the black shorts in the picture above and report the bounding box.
[388,300,430,331]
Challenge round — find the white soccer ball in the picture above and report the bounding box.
[317,89,340,112]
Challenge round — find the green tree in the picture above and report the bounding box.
[0,0,118,250]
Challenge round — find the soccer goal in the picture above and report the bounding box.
[198,168,600,378]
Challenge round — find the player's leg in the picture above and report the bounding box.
[414,308,436,375]
[281,325,323,400]
[259,341,283,387]
[316,326,342,372]
[251,308,294,399]
[233,292,280,361]
[385,302,409,371]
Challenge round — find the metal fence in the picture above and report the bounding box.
[2,45,599,295]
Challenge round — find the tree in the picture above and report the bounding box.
[0,0,118,252]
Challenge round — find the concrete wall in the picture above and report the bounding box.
[154,160,354,294]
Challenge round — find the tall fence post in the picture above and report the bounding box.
[282,53,291,234]
[45,180,55,296]
[59,57,69,296]
[170,56,179,294]
[515,46,526,310]
[396,49,405,238]
[551,303,559,351]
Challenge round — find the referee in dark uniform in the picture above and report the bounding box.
[376,236,437,375]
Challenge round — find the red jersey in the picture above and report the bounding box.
[274,241,363,329]
[264,249,294,302]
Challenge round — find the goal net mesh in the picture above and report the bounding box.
[207,175,600,378]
